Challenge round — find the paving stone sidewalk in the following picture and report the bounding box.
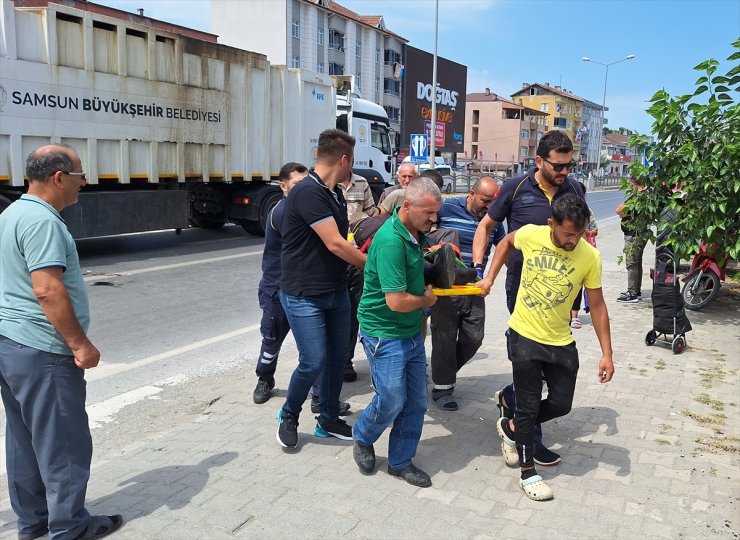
[1,221,738,539]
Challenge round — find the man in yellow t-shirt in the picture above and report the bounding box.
[479,193,614,501]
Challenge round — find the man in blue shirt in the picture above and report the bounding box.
[430,177,505,411]
[0,145,122,540]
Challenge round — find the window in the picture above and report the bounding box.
[291,55,300,68]
[375,48,380,64]
[292,19,300,39]
[521,129,529,139]
[383,106,400,122]
[383,78,400,96]
[329,62,344,75]
[317,62,325,74]
[371,123,391,155]
[472,110,480,124]
[553,117,567,128]
[356,40,361,58]
[356,72,361,91]
[317,27,324,45]
[375,76,380,93]
[520,146,529,157]
[384,49,401,66]
[329,30,344,51]
[540,103,549,112]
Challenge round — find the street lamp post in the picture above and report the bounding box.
[582,54,635,177]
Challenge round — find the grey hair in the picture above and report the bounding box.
[26,145,73,183]
[405,177,441,205]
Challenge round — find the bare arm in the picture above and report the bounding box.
[32,267,100,369]
[615,202,627,217]
[478,230,515,296]
[584,287,614,383]
[472,214,498,266]
[385,285,436,312]
[312,219,367,268]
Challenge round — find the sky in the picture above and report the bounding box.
[96,0,739,135]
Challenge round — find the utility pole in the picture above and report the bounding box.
[429,0,439,169]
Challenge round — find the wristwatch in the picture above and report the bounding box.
[472,263,483,269]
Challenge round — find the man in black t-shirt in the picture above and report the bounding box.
[276,129,367,450]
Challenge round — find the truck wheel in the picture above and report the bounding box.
[241,191,283,236]
[190,211,225,230]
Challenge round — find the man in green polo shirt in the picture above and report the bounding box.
[352,177,440,488]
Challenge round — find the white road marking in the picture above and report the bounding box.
[85,324,261,382]
[84,250,263,282]
[87,386,163,429]
[596,215,621,226]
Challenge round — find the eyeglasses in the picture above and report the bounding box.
[542,158,577,172]
[61,171,87,181]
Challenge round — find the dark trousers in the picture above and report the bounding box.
[256,290,292,382]
[346,265,364,365]
[0,335,93,540]
[507,329,579,468]
[624,234,648,296]
[430,295,485,389]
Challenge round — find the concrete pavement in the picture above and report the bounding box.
[1,218,739,539]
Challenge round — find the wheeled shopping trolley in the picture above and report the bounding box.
[645,252,692,354]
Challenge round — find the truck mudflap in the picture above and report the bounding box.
[228,183,283,236]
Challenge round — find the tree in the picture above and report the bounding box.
[626,38,740,261]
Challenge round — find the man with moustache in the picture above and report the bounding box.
[472,131,588,467]
[378,162,418,203]
[430,177,505,411]
[478,194,614,500]
[351,177,440,487]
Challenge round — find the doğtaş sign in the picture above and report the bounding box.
[402,45,466,152]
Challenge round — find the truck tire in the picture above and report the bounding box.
[190,213,226,229]
[240,190,283,236]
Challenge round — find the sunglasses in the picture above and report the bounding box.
[542,158,577,172]
[61,171,87,181]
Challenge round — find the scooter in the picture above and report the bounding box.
[681,242,727,311]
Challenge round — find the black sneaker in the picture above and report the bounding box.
[314,417,353,440]
[311,397,351,416]
[616,292,640,303]
[253,379,274,404]
[344,362,358,382]
[493,389,512,419]
[387,463,432,488]
[276,409,299,448]
[533,445,561,466]
[18,523,48,540]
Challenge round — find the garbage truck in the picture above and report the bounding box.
[0,0,394,237]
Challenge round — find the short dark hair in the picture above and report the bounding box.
[26,145,73,183]
[536,130,573,158]
[317,129,356,163]
[420,169,443,189]
[551,193,590,229]
[278,162,308,182]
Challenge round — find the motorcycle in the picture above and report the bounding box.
[681,242,727,311]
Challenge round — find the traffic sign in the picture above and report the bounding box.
[409,133,428,163]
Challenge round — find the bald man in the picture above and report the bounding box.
[0,145,123,539]
[430,177,505,411]
[379,162,418,203]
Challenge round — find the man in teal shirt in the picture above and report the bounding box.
[0,145,122,540]
[352,177,440,487]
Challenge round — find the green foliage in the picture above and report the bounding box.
[627,39,740,261]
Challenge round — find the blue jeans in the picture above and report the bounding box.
[353,331,427,470]
[279,289,350,424]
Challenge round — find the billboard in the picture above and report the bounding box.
[402,45,467,153]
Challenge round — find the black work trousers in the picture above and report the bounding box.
[430,295,485,389]
[507,329,579,468]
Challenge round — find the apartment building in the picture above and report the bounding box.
[462,89,547,174]
[211,0,407,133]
[579,99,607,170]
[511,83,584,163]
[602,132,638,177]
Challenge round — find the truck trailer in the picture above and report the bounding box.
[0,0,394,238]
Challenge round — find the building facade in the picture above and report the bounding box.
[602,132,638,177]
[211,0,406,133]
[462,89,547,175]
[510,83,585,163]
[579,99,606,170]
